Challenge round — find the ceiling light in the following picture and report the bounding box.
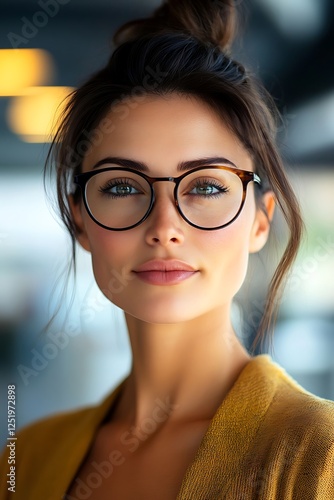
[6,86,74,142]
[0,48,54,96]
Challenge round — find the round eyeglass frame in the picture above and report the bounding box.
[73,165,262,231]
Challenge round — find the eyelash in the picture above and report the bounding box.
[98,176,230,199]
[99,178,139,198]
[189,179,229,196]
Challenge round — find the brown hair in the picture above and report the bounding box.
[45,0,304,351]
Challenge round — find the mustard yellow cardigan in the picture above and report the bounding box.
[1,355,334,499]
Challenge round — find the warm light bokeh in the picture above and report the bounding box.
[0,48,54,95]
[6,86,74,142]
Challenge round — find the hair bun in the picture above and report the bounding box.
[113,0,237,53]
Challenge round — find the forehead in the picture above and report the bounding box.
[82,93,253,174]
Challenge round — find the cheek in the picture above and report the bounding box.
[84,220,134,293]
[201,207,255,297]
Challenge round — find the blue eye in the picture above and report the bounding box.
[190,185,219,196]
[111,185,137,196]
[189,179,229,197]
[99,178,141,198]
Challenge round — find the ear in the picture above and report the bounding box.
[68,194,91,253]
[248,191,276,253]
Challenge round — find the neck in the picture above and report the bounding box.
[111,306,250,429]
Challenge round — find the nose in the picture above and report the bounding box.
[143,183,185,246]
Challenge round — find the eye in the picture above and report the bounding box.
[99,178,141,198]
[188,179,229,197]
[190,184,219,196]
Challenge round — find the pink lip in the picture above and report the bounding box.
[133,260,198,286]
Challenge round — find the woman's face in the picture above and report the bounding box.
[72,93,272,324]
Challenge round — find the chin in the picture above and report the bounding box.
[129,309,197,325]
[122,298,205,325]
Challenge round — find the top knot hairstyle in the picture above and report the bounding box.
[46,0,304,351]
[113,0,237,52]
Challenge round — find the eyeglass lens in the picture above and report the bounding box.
[84,168,244,229]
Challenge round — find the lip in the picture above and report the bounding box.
[134,259,197,273]
[133,260,199,286]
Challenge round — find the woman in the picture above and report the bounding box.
[1,1,333,499]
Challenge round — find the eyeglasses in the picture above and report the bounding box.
[74,165,261,231]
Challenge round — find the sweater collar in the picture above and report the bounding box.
[176,354,279,498]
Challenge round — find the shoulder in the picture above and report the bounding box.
[248,354,334,419]
[265,369,334,461]
[17,402,96,444]
[235,356,334,497]
[262,355,334,426]
[235,354,334,445]
[250,355,334,439]
[0,403,96,499]
[0,381,124,499]
[243,355,334,455]
[14,380,124,458]
[0,399,101,475]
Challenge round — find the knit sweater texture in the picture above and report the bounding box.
[1,355,334,499]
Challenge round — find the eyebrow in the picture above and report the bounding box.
[91,156,237,172]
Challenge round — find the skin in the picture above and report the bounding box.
[70,93,275,436]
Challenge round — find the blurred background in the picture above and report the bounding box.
[1,0,334,447]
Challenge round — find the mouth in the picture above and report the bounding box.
[132,260,199,286]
